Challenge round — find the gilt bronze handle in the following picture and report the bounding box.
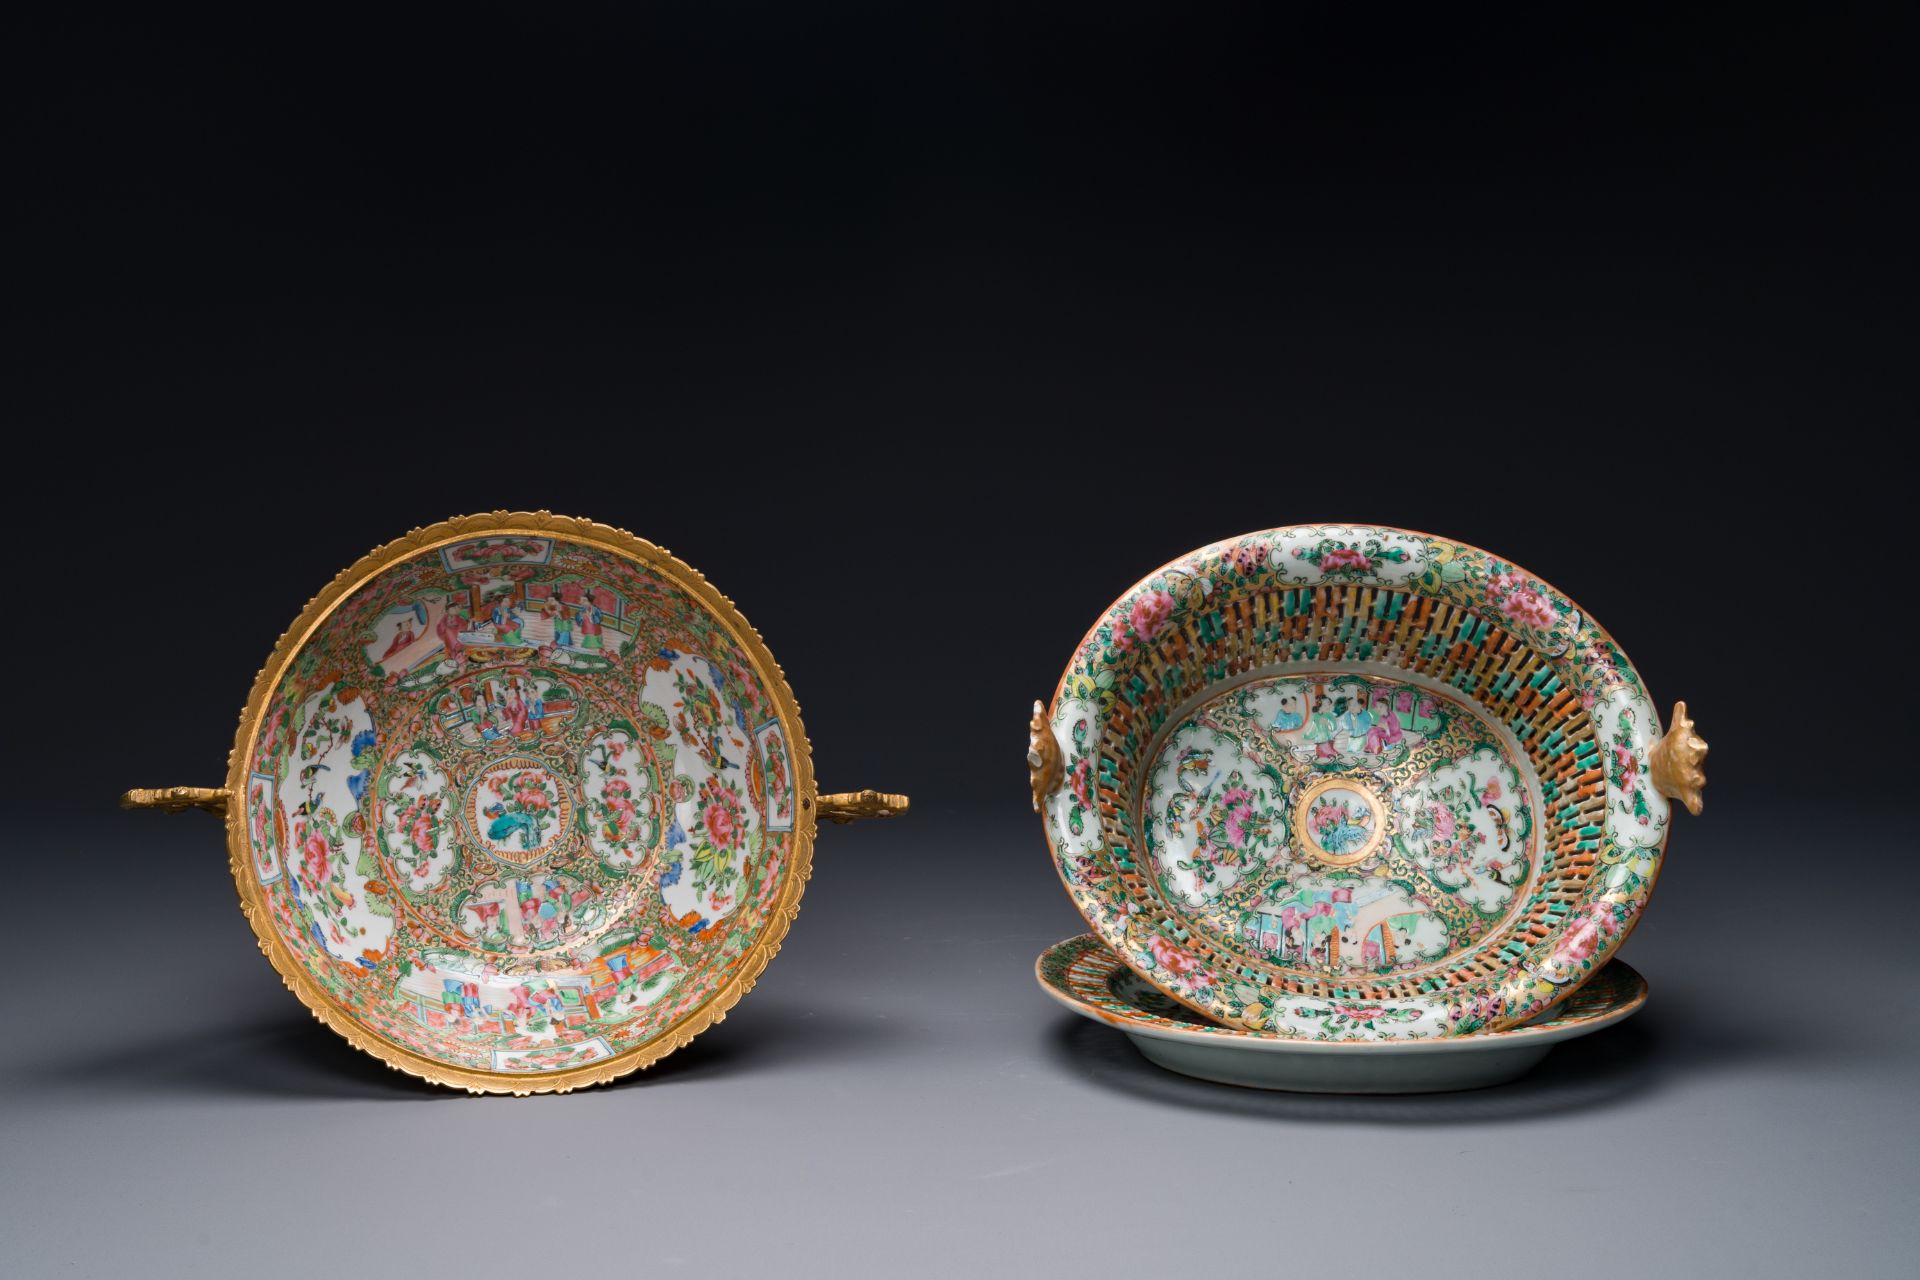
[1649,701,1708,817]
[121,786,232,817]
[1027,699,1063,813]
[815,790,911,824]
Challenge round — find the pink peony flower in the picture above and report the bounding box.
[1554,910,1616,965]
[1120,589,1175,649]
[1224,803,1257,848]
[1499,585,1556,629]
[1613,745,1640,786]
[1148,934,1199,976]
[1068,757,1095,810]
[704,800,739,848]
[1319,546,1373,572]
[1556,921,1600,964]
[1334,1004,1387,1020]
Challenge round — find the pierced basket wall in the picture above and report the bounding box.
[1030,525,1703,1041]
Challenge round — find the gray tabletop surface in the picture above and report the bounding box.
[2,804,1910,1278]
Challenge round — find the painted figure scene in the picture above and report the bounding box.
[1144,673,1539,978]
[242,534,801,1075]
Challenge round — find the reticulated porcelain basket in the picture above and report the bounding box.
[126,512,906,1094]
[1028,524,1705,1042]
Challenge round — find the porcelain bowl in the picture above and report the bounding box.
[125,512,904,1093]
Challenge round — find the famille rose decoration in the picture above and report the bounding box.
[125,513,907,1094]
[1028,524,1704,1086]
[1037,935,1648,1093]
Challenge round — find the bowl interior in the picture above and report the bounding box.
[1140,665,1551,989]
[236,525,806,1083]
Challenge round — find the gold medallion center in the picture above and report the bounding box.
[1292,776,1388,868]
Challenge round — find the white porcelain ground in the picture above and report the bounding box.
[1037,934,1648,1093]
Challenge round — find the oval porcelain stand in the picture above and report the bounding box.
[1038,935,1647,1093]
[124,512,907,1094]
[1134,1036,1562,1094]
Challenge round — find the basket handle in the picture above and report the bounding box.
[121,786,231,817]
[1649,701,1708,817]
[814,790,910,824]
[1027,700,1062,812]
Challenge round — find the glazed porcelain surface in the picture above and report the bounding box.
[1037,934,1647,1092]
[1037,525,1674,1040]
[1037,934,1646,1051]
[222,515,817,1091]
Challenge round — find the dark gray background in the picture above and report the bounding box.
[5,4,1912,1276]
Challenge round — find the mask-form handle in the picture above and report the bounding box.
[1028,700,1063,813]
[1649,701,1708,817]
